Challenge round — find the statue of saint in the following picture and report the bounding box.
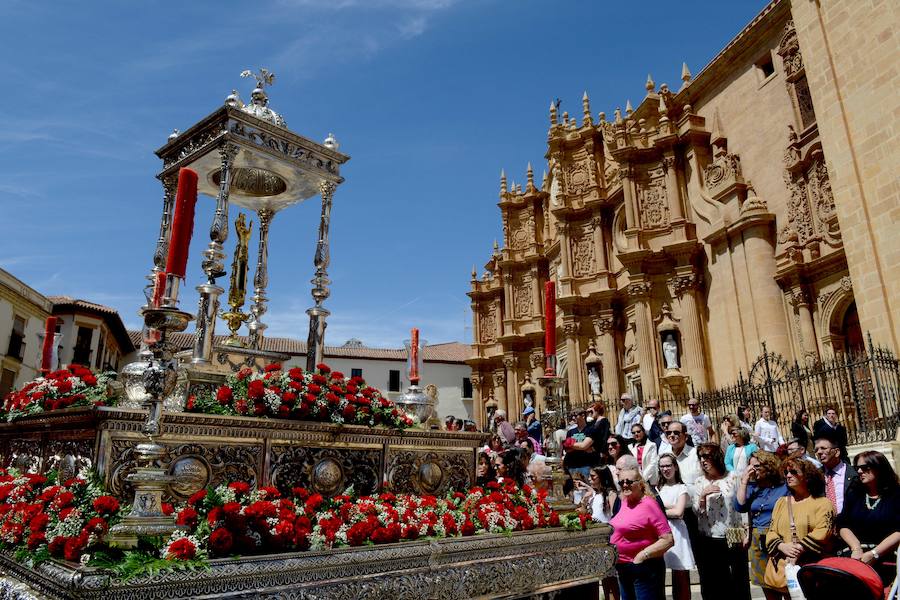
[587,366,602,396]
[663,333,679,369]
[228,214,253,309]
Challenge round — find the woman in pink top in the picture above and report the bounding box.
[610,466,674,600]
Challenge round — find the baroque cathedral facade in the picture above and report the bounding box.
[466,0,899,426]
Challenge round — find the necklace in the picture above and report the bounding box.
[865,494,881,510]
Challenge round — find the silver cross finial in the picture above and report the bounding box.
[241,68,276,91]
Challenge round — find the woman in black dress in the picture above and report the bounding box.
[790,409,813,452]
[836,450,900,586]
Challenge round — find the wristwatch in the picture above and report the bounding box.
[871,549,880,560]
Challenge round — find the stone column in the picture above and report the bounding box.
[493,369,507,415]
[663,154,684,221]
[628,281,659,397]
[470,373,483,429]
[670,273,709,390]
[529,349,546,411]
[791,288,818,361]
[557,223,573,294]
[530,265,542,317]
[562,318,582,405]
[591,214,608,273]
[471,301,480,345]
[593,313,620,402]
[503,355,519,418]
[620,167,636,229]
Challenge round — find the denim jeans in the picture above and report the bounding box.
[615,557,665,600]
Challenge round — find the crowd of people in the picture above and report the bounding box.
[473,396,899,600]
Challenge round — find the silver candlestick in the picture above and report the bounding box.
[248,207,274,349]
[110,299,193,548]
[192,143,239,364]
[305,181,336,371]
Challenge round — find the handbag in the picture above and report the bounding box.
[764,497,808,599]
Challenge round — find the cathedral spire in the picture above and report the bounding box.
[681,62,692,89]
[625,99,633,117]
[549,100,558,126]
[500,169,507,197]
[645,73,655,94]
[526,162,535,192]
[582,91,592,126]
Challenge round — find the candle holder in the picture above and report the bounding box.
[109,304,193,548]
[397,337,439,427]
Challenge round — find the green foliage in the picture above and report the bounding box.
[89,549,208,582]
[190,392,235,415]
[15,546,50,568]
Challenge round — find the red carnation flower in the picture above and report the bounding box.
[83,516,108,535]
[216,386,233,405]
[316,363,330,374]
[209,527,233,555]
[253,402,266,416]
[166,537,197,560]
[47,536,67,557]
[186,394,196,411]
[264,363,282,373]
[27,531,46,550]
[82,374,97,386]
[235,399,249,414]
[461,519,476,536]
[29,513,50,532]
[162,503,175,516]
[247,380,265,400]
[52,491,75,510]
[292,487,310,501]
[187,489,207,506]
[236,367,252,381]
[330,371,344,380]
[228,482,251,496]
[305,493,324,513]
[549,511,560,527]
[176,507,199,528]
[288,367,304,380]
[63,534,87,562]
[342,405,356,420]
[92,495,120,516]
[58,507,75,521]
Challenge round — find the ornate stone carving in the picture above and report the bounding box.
[562,321,579,338]
[704,154,742,195]
[778,21,803,78]
[492,370,506,387]
[811,160,836,224]
[502,356,517,370]
[530,349,544,368]
[571,231,595,277]
[509,211,536,250]
[669,274,700,298]
[637,178,669,229]
[386,450,472,495]
[789,288,811,308]
[565,158,593,195]
[593,316,615,336]
[779,171,815,246]
[840,275,852,292]
[513,276,532,318]
[270,445,381,497]
[470,373,482,389]
[479,308,497,343]
[627,281,653,299]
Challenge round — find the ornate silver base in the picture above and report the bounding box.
[396,385,437,426]
[108,464,179,549]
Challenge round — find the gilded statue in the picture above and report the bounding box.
[220,214,253,346]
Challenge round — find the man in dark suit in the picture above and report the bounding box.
[814,431,858,514]
[813,406,849,459]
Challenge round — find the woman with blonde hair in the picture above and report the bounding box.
[719,414,739,452]
[609,464,674,600]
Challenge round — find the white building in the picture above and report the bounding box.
[125,334,475,422]
[0,269,134,398]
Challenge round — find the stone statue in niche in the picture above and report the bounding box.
[662,334,679,369]
[587,366,602,396]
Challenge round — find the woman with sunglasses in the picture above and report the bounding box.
[725,427,758,475]
[574,466,621,600]
[836,450,900,587]
[693,442,750,600]
[607,434,633,489]
[734,450,788,600]
[656,453,695,600]
[609,466,674,600]
[763,457,835,595]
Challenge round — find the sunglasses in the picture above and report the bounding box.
[618,479,636,487]
[608,441,620,447]
[698,454,714,460]
[783,468,800,476]
[688,404,699,408]
[648,406,659,411]
[665,431,682,437]
[659,463,675,469]
[854,465,873,473]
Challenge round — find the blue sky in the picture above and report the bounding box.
[0,0,765,348]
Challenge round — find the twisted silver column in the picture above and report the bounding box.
[305,181,336,371]
[192,142,239,364]
[247,208,274,349]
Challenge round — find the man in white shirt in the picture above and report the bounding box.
[642,398,659,433]
[662,420,701,492]
[614,393,643,441]
[680,398,715,447]
[754,405,784,452]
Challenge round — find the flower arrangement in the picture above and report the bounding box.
[0,470,574,580]
[0,468,121,566]
[188,363,415,429]
[1,365,115,422]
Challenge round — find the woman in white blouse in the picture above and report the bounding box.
[656,453,696,600]
[693,443,751,600]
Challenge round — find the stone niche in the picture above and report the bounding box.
[0,408,487,501]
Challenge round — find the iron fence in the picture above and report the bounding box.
[570,334,900,447]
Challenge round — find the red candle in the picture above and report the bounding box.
[410,328,420,385]
[544,280,556,366]
[40,316,57,374]
[151,271,166,308]
[165,168,199,278]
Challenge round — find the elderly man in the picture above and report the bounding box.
[642,398,660,434]
[614,393,643,441]
[514,420,542,455]
[680,398,716,446]
[662,420,701,490]
[493,409,516,445]
[814,432,857,513]
[656,411,674,452]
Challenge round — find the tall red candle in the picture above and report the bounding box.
[165,167,199,278]
[410,328,420,385]
[151,271,166,308]
[40,316,57,374]
[544,280,556,362]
